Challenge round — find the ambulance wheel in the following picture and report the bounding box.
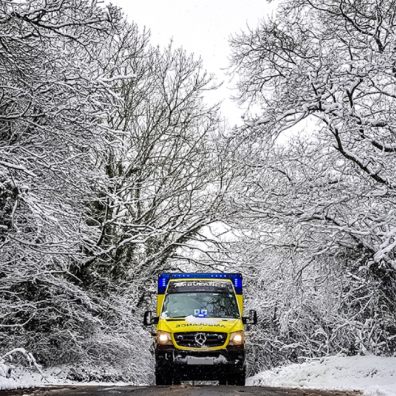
[228,368,246,386]
[233,374,246,386]
[155,368,172,385]
[172,374,181,385]
[218,377,227,385]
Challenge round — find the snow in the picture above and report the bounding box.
[0,367,65,390]
[0,366,133,390]
[1,355,395,394]
[0,348,48,390]
[0,347,135,391]
[0,160,36,177]
[0,363,11,379]
[374,227,396,269]
[247,355,396,396]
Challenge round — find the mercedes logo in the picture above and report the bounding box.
[194,332,207,346]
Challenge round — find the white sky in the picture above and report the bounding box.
[108,0,278,125]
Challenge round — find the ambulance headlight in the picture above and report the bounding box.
[157,331,172,345]
[229,331,245,346]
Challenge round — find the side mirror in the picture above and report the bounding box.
[143,310,159,326]
[242,309,257,325]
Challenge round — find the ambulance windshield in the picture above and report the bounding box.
[162,292,239,319]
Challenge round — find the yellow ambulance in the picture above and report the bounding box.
[143,273,257,385]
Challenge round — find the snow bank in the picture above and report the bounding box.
[2,354,395,394]
[0,348,51,390]
[0,367,65,390]
[0,366,136,390]
[247,355,396,396]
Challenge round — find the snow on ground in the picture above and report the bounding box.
[1,355,395,394]
[0,366,134,390]
[0,366,67,390]
[247,355,396,396]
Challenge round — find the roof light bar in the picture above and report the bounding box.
[157,273,243,294]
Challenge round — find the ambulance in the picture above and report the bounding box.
[143,273,257,385]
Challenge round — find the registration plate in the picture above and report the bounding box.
[186,356,215,365]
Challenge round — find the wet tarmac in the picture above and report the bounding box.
[0,385,362,395]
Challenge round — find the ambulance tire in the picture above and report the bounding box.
[218,377,227,385]
[228,368,246,386]
[172,374,181,385]
[155,368,172,385]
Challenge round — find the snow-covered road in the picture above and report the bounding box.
[0,385,361,396]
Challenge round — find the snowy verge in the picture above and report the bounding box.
[0,366,137,390]
[247,355,396,396]
[0,347,150,390]
[0,348,49,390]
[0,367,60,390]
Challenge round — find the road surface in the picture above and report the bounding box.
[0,385,361,395]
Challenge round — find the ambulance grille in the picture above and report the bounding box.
[174,332,227,348]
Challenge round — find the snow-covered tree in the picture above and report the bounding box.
[78,37,235,296]
[228,0,396,367]
[0,0,235,381]
[0,0,154,379]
